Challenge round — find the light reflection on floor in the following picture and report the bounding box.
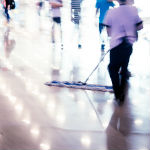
[0,0,150,150]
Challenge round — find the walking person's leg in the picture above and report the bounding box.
[99,23,105,50]
[59,20,63,49]
[5,7,10,22]
[108,46,122,99]
[120,43,133,79]
[109,42,133,101]
[51,21,55,43]
[120,43,133,95]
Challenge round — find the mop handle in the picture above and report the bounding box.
[84,49,110,84]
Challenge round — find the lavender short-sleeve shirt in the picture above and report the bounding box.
[103,5,142,49]
[50,0,62,18]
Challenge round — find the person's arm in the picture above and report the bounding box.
[136,21,143,31]
[135,21,143,41]
[109,1,115,7]
[5,0,10,9]
[106,26,111,37]
[50,2,63,8]
[96,8,99,15]
[95,0,100,16]
[50,0,63,8]
[134,7,143,31]
[103,10,112,36]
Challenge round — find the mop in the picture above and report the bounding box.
[45,50,113,92]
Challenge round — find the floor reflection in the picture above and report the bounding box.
[0,0,149,149]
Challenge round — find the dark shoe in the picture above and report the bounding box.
[61,44,63,50]
[101,44,105,50]
[118,99,125,106]
[117,91,126,105]
[120,70,132,79]
[114,95,125,106]
[78,44,82,49]
[114,89,125,104]
[126,70,132,78]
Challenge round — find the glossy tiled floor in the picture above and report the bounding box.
[0,0,150,150]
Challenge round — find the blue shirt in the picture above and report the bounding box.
[96,0,114,23]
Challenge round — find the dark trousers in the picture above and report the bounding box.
[108,40,133,99]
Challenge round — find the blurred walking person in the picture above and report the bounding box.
[2,0,11,22]
[96,0,115,50]
[36,0,44,16]
[71,0,82,48]
[1,0,15,22]
[103,0,143,103]
[49,0,63,49]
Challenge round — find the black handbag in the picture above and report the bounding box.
[10,0,16,9]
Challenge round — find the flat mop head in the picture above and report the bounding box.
[45,81,113,92]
